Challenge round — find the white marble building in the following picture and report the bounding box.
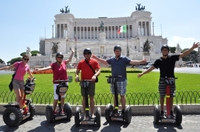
[29,4,170,68]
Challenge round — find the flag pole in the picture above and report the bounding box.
[126,20,129,57]
[74,22,77,61]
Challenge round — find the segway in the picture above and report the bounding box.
[105,76,132,124]
[45,80,72,123]
[154,77,182,125]
[3,77,36,127]
[74,80,101,127]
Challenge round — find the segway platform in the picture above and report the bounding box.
[80,117,96,125]
[54,113,68,121]
[160,114,175,123]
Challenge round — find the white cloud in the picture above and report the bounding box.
[172,36,195,42]
[169,36,197,49]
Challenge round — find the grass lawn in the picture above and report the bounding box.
[0,69,200,105]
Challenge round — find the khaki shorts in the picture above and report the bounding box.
[81,82,95,96]
[13,79,24,90]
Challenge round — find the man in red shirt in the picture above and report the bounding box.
[75,48,100,118]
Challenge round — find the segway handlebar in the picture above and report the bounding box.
[77,79,93,82]
[106,75,122,84]
[164,76,178,80]
[105,75,122,78]
[54,80,69,83]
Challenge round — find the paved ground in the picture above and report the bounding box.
[0,114,200,132]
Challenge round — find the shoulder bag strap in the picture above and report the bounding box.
[14,63,20,77]
[85,60,95,74]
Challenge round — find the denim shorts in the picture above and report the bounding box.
[110,80,127,96]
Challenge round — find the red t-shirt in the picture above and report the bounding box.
[51,60,68,83]
[77,59,100,80]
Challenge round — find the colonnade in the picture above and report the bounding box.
[55,21,151,39]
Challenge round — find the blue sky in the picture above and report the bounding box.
[0,0,199,63]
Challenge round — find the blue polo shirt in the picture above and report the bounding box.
[107,56,131,81]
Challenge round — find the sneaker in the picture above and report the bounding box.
[170,111,174,118]
[54,110,57,115]
[60,110,65,116]
[20,109,24,114]
[160,110,164,117]
[89,114,94,119]
[85,116,90,120]
[121,109,125,117]
[113,110,119,117]
[81,113,85,120]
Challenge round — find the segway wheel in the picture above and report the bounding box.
[124,105,132,124]
[174,105,182,125]
[75,107,81,126]
[3,107,23,127]
[153,105,160,124]
[28,102,36,119]
[64,102,72,120]
[105,104,113,122]
[45,105,54,123]
[95,107,101,127]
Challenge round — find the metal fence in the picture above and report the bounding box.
[0,91,200,105]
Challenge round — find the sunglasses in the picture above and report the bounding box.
[84,53,91,55]
[57,56,63,59]
[23,58,29,61]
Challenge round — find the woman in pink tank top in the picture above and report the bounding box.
[0,55,33,112]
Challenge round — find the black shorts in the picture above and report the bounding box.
[158,78,176,98]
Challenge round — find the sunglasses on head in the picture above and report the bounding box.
[23,58,29,61]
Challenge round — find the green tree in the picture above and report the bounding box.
[31,50,40,56]
[8,57,22,65]
[0,58,5,64]
[20,52,26,57]
[20,50,40,56]
[181,48,198,62]
[169,47,176,53]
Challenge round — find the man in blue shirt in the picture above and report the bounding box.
[92,45,146,114]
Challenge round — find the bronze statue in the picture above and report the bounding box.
[60,6,70,13]
[65,6,68,13]
[136,3,145,11]
[137,3,141,10]
[142,39,151,52]
[60,8,64,13]
[52,42,59,54]
[100,21,104,32]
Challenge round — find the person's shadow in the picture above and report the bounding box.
[0,118,34,132]
[0,125,19,132]
[70,124,100,132]
[100,121,129,132]
[27,118,71,132]
[153,122,183,132]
